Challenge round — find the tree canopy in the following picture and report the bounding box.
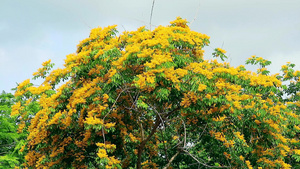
[11,17,300,169]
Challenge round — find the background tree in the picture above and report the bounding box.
[0,91,24,168]
[12,17,300,168]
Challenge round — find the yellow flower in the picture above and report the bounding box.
[212,115,226,122]
[180,93,191,108]
[103,94,109,103]
[255,120,261,125]
[212,132,227,142]
[108,156,121,165]
[234,132,247,143]
[206,94,211,99]
[245,160,253,169]
[96,142,105,148]
[169,17,188,28]
[42,59,51,66]
[175,68,188,77]
[198,84,207,92]
[97,149,108,158]
[223,152,231,159]
[11,101,21,116]
[217,48,227,54]
[17,79,30,90]
[108,68,117,78]
[105,122,115,129]
[144,53,173,68]
[84,116,104,125]
[294,149,300,155]
[223,140,234,148]
[20,145,26,152]
[129,133,137,142]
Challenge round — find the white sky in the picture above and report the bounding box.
[1,0,300,92]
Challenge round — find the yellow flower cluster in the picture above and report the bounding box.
[10,101,21,116]
[216,48,227,54]
[234,132,247,144]
[129,133,138,142]
[97,148,108,158]
[96,142,116,150]
[96,142,120,168]
[84,116,103,125]
[170,16,188,28]
[32,59,52,77]
[144,53,173,68]
[223,152,231,159]
[197,84,207,92]
[212,115,227,122]
[210,130,227,142]
[16,79,30,90]
[245,160,253,169]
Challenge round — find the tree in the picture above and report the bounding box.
[0,91,24,168]
[12,17,300,168]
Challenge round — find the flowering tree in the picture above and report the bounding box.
[12,17,300,168]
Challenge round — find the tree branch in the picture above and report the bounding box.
[136,106,181,169]
[163,151,180,169]
[184,150,231,168]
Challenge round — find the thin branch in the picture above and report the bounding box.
[184,150,231,168]
[149,0,155,30]
[149,103,165,129]
[131,91,140,109]
[199,123,208,139]
[101,86,135,144]
[103,87,135,120]
[0,142,17,147]
[140,121,145,141]
[160,129,169,162]
[190,0,201,26]
[102,127,106,145]
[163,151,180,169]
[137,106,181,169]
[137,114,161,169]
[180,118,187,148]
[0,152,9,155]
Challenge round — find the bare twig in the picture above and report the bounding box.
[181,119,187,148]
[101,86,135,144]
[137,106,181,169]
[103,87,135,120]
[150,0,156,30]
[149,103,165,129]
[160,129,169,162]
[184,150,231,168]
[198,123,208,139]
[0,142,16,147]
[163,151,180,169]
[102,127,106,144]
[190,0,201,26]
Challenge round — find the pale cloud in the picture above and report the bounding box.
[1,0,300,92]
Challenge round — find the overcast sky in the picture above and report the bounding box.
[1,0,300,92]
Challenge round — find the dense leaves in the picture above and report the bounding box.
[0,91,24,168]
[11,17,300,168]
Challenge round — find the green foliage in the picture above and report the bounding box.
[0,91,24,168]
